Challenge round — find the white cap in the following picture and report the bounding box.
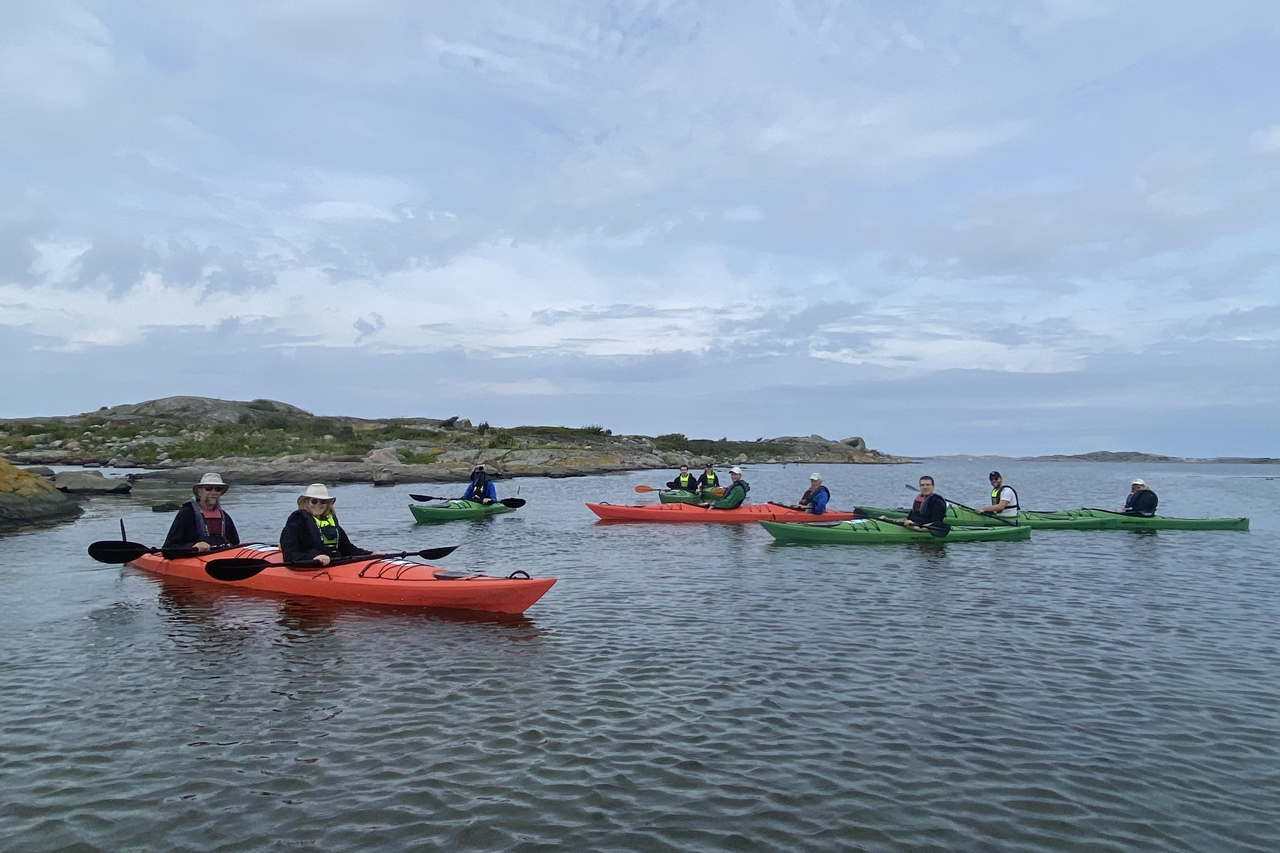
[729,466,742,474]
[810,472,821,481]
[1132,478,1146,486]
[300,483,335,501]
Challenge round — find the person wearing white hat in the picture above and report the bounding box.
[793,472,831,515]
[280,484,375,565]
[1120,479,1159,517]
[163,472,240,552]
[704,466,750,509]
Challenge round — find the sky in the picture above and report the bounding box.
[2,0,1278,457]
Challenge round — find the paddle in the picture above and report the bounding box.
[635,484,724,496]
[87,541,242,564]
[409,494,526,508]
[905,483,1016,526]
[1084,506,1154,518]
[205,545,461,582]
[878,515,951,538]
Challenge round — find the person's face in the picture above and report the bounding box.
[810,479,821,488]
[196,484,225,509]
[680,467,688,475]
[731,471,741,482]
[1131,483,1141,493]
[919,479,934,495]
[989,476,1001,489]
[306,498,332,517]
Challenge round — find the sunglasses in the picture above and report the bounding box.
[199,485,227,493]
[307,498,331,505]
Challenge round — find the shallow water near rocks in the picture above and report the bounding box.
[3,460,1278,851]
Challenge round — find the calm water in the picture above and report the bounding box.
[3,461,1278,852]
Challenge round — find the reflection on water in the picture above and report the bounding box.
[1,461,1278,851]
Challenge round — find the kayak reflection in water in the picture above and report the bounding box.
[163,472,240,552]
[1120,479,1159,516]
[885,475,946,530]
[461,465,497,505]
[666,464,698,492]
[791,472,830,515]
[704,466,749,509]
[280,483,382,566]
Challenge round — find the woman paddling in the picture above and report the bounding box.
[280,484,380,565]
[460,465,497,504]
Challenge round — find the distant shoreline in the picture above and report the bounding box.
[924,452,1280,464]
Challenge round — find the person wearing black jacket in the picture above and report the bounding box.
[163,472,240,551]
[695,465,720,493]
[280,483,377,565]
[884,475,947,529]
[1122,479,1159,516]
[666,465,698,492]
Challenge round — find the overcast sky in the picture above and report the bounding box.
[2,1,1278,456]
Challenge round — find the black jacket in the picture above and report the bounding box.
[279,509,371,563]
[907,493,947,527]
[696,472,720,491]
[163,500,240,549]
[1124,489,1159,516]
[666,472,699,491]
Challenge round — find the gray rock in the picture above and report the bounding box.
[365,447,403,466]
[55,470,132,494]
[372,470,396,487]
[22,466,55,479]
[841,436,867,451]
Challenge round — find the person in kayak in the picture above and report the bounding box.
[705,467,749,509]
[884,475,946,530]
[666,465,698,492]
[975,471,1019,518]
[461,465,497,504]
[794,473,830,515]
[280,484,379,566]
[163,472,240,552]
[696,464,720,494]
[1121,479,1159,516]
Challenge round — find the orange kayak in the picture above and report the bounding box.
[586,502,858,524]
[127,545,555,615]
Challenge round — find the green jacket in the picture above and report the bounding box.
[710,480,749,509]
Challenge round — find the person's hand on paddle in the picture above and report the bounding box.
[193,541,212,553]
[314,553,331,566]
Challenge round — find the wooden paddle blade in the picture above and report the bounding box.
[408,494,442,502]
[418,545,459,560]
[87,540,152,564]
[499,498,526,508]
[205,558,273,581]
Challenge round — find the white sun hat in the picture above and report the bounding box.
[300,483,336,502]
[810,472,822,481]
[193,472,227,494]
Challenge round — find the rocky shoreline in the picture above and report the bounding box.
[1,395,908,487]
[0,460,83,532]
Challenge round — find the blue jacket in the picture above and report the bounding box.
[801,485,830,515]
[461,480,497,502]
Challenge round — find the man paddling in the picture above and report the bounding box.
[705,466,749,509]
[666,464,698,492]
[163,472,240,552]
[1121,479,1159,516]
[884,475,946,530]
[793,473,830,515]
[975,471,1019,518]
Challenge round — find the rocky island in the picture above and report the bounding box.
[0,396,907,486]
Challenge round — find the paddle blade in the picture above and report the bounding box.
[499,498,526,508]
[205,558,273,582]
[926,524,951,538]
[418,545,459,560]
[409,494,443,502]
[633,485,658,493]
[87,540,152,564]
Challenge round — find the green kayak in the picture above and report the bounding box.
[856,505,1248,531]
[658,489,702,504]
[409,500,515,523]
[760,519,1032,544]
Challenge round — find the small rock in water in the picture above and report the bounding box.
[152,502,183,512]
